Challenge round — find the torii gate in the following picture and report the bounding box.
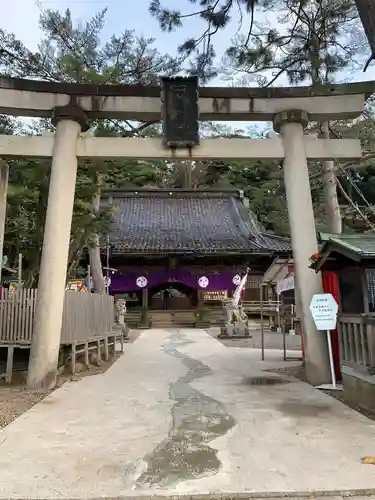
[0,76,371,390]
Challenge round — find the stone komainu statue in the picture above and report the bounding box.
[114,298,127,325]
[223,299,248,325]
[221,299,250,337]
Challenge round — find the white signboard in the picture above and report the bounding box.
[309,293,338,331]
[276,275,295,295]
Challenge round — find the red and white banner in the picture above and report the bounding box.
[232,270,249,307]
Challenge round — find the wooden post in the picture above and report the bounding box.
[104,336,109,361]
[84,341,89,367]
[18,253,23,284]
[97,339,102,362]
[260,284,265,361]
[282,315,287,361]
[361,268,370,314]
[142,288,148,309]
[5,346,14,385]
[361,269,375,371]
[71,343,76,374]
[198,290,204,308]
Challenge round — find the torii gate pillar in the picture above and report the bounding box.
[27,105,89,390]
[274,110,330,385]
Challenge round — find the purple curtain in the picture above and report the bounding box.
[109,269,241,292]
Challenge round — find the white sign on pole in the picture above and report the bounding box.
[309,293,338,331]
[276,275,295,295]
[309,293,341,391]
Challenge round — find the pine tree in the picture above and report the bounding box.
[225,0,361,234]
[149,0,368,77]
[0,8,181,289]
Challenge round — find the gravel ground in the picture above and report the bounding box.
[0,351,124,429]
[0,387,49,429]
[0,330,141,429]
[268,363,307,382]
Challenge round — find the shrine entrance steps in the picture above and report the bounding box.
[150,310,196,328]
[124,310,142,327]
[125,309,265,330]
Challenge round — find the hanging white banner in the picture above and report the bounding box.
[276,275,295,295]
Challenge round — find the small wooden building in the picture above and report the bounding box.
[101,188,291,322]
[312,232,375,314]
[312,232,375,412]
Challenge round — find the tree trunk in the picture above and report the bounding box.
[24,169,51,287]
[65,239,83,285]
[309,33,342,235]
[89,173,105,293]
[177,162,193,188]
[66,255,80,283]
[0,160,9,283]
[321,122,342,234]
[355,0,375,64]
[182,162,192,188]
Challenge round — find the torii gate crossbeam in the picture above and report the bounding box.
[0,135,362,160]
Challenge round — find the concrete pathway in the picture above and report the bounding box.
[210,326,302,351]
[1,328,375,498]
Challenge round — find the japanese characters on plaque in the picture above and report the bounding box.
[203,291,227,302]
[309,293,338,331]
[161,76,199,148]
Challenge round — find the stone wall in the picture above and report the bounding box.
[342,365,375,413]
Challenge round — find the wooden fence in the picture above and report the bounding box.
[338,314,375,374]
[243,300,278,315]
[0,289,114,345]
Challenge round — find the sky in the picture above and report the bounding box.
[3,0,231,69]
[3,0,268,132]
[3,0,375,132]
[5,0,375,81]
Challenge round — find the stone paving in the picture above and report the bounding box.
[1,328,375,498]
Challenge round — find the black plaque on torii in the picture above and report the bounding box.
[161,76,199,149]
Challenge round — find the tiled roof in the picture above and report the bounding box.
[104,189,291,255]
[318,232,375,258]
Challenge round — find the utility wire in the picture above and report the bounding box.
[331,154,375,232]
[309,118,375,232]
[335,175,375,231]
[336,162,375,217]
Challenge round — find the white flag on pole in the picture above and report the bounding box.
[232,269,249,307]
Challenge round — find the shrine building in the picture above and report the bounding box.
[101,188,291,324]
